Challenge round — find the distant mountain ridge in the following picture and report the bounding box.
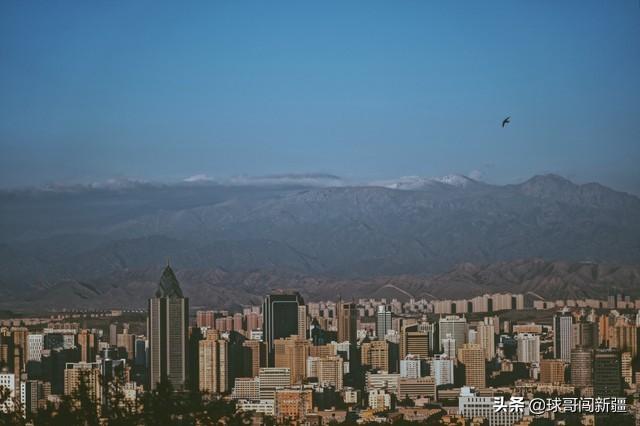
[1,173,639,309]
[2,259,639,311]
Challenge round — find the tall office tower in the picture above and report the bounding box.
[576,321,598,349]
[458,343,486,389]
[259,367,292,400]
[297,305,308,340]
[553,309,574,362]
[376,305,392,340]
[515,333,540,364]
[273,337,309,384]
[64,362,102,402]
[198,337,229,393]
[540,359,565,384]
[263,293,305,367]
[337,302,358,344]
[317,356,344,390]
[400,323,429,360]
[593,349,622,397]
[570,347,593,388]
[477,318,496,361]
[77,329,97,363]
[399,355,421,379]
[621,352,632,387]
[438,315,467,355]
[431,354,454,386]
[242,340,263,378]
[148,264,189,390]
[441,334,456,359]
[361,340,389,371]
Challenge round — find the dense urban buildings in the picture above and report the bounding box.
[0,271,639,424]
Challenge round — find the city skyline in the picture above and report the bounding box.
[1,264,638,423]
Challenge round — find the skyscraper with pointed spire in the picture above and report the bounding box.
[148,264,189,390]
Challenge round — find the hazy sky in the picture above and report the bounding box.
[1,1,639,192]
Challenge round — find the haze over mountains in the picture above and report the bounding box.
[1,173,639,310]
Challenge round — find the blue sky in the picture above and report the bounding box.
[1,1,639,192]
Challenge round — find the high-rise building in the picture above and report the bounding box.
[148,265,189,390]
[109,323,119,347]
[317,356,344,390]
[431,354,454,386]
[20,379,49,416]
[458,343,486,389]
[233,313,244,333]
[593,349,622,397]
[608,317,638,357]
[376,305,392,340]
[515,333,540,364]
[539,359,565,384]
[420,322,437,357]
[27,334,44,362]
[263,293,305,366]
[576,321,598,349]
[553,310,574,362]
[441,334,456,359]
[361,340,389,371]
[477,318,496,361]
[438,316,467,355]
[245,312,260,333]
[242,340,263,378]
[273,337,309,384]
[199,336,229,394]
[337,302,357,344]
[570,347,593,388]
[399,355,421,379]
[116,329,136,361]
[296,305,307,340]
[11,327,28,374]
[196,310,216,328]
[400,323,429,360]
[64,362,102,402]
[77,329,97,363]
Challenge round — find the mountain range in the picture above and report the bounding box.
[1,173,639,310]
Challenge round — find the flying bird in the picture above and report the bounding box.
[502,116,511,127]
